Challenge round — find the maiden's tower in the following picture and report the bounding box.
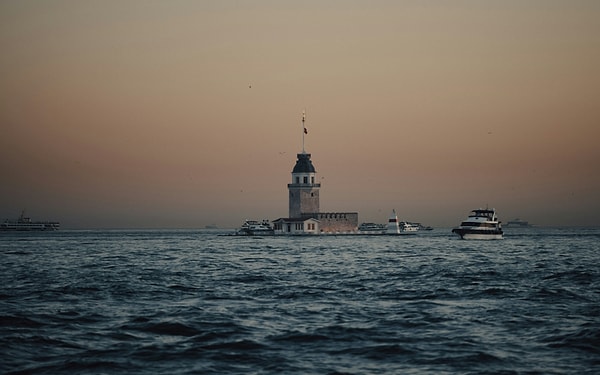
[272,113,358,234]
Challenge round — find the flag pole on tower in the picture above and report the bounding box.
[302,109,307,153]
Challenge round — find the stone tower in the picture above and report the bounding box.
[288,153,320,218]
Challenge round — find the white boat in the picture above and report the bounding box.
[452,208,503,240]
[236,220,274,236]
[386,210,418,235]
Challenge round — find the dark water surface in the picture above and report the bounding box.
[1,228,599,374]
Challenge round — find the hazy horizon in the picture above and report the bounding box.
[1,1,599,229]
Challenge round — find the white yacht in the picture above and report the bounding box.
[452,208,503,240]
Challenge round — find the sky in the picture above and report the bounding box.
[1,0,599,229]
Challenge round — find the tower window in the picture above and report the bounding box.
[303,176,308,184]
[296,177,300,184]
[311,177,315,183]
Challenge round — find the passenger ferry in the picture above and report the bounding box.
[236,220,275,236]
[452,208,503,240]
[358,222,387,233]
[1,212,60,231]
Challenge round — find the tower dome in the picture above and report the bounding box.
[292,153,316,173]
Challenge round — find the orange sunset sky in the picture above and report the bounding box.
[1,1,599,229]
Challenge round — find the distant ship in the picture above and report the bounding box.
[452,208,503,240]
[505,218,532,227]
[1,212,60,231]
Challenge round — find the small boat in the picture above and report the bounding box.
[400,222,419,233]
[236,220,275,236]
[452,208,503,240]
[1,211,60,231]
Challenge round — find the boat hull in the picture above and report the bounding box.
[452,228,503,240]
[236,229,275,236]
[1,223,59,231]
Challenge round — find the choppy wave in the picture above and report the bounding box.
[1,228,599,374]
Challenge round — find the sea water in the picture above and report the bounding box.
[1,227,599,374]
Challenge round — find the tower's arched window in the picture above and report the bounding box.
[303,176,308,184]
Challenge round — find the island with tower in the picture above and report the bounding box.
[233,112,420,236]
